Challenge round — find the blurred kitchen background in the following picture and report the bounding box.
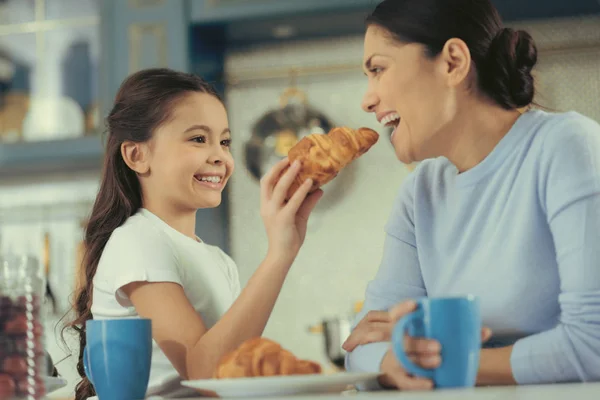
[0,0,598,397]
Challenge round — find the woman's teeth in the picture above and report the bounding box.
[381,113,400,127]
[198,176,222,183]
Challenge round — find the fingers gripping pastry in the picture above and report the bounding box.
[282,127,379,199]
[213,337,322,378]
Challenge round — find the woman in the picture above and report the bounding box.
[343,0,600,390]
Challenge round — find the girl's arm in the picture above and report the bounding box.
[123,159,322,380]
[123,252,291,379]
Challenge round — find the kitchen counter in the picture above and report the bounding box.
[138,382,600,400]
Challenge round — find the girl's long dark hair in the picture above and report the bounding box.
[62,68,220,400]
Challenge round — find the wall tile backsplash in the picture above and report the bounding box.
[0,14,597,397]
[517,16,600,122]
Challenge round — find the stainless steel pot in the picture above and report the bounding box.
[308,316,353,369]
[244,85,359,209]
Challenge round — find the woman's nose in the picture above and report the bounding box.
[361,89,378,113]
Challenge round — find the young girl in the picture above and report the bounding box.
[66,68,323,399]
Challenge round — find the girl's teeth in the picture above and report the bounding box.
[199,176,222,183]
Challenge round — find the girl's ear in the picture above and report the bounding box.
[121,141,151,174]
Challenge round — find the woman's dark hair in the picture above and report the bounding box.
[367,0,538,109]
[62,68,221,400]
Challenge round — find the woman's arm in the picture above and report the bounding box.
[346,172,427,374]
[345,233,426,374]
[506,115,600,384]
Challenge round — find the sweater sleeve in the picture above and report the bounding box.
[510,113,600,384]
[345,172,427,384]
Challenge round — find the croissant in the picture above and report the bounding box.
[282,126,379,199]
[213,337,322,379]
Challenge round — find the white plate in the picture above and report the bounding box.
[44,376,68,393]
[181,372,379,398]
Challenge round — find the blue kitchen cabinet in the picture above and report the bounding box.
[190,0,377,23]
[100,0,190,117]
[493,0,600,21]
[188,0,599,49]
[190,0,600,24]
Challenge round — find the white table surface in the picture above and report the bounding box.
[146,382,600,400]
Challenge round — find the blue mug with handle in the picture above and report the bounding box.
[83,318,152,400]
[391,296,481,388]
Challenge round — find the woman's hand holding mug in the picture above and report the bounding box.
[343,299,492,390]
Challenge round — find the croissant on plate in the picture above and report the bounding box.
[213,337,322,379]
[281,126,379,199]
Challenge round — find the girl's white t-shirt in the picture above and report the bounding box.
[89,208,241,398]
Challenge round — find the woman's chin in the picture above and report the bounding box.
[392,130,412,164]
[394,148,414,165]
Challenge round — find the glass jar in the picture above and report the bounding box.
[0,254,46,400]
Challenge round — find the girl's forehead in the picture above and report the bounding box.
[167,94,228,129]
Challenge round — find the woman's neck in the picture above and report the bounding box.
[440,99,522,173]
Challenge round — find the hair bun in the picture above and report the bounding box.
[481,27,538,109]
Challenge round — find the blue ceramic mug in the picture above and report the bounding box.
[83,318,152,400]
[392,296,481,388]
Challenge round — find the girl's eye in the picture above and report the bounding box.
[221,139,232,147]
[370,67,384,75]
[191,136,206,144]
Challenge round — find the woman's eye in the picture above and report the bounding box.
[370,67,384,75]
[191,136,206,144]
[221,139,232,147]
